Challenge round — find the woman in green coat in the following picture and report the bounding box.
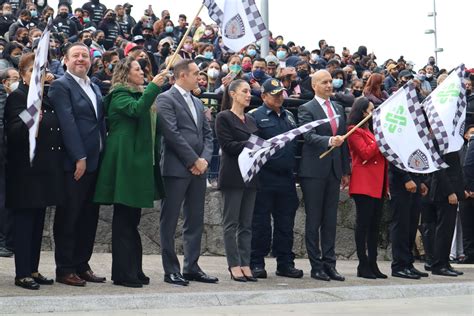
[94,57,167,288]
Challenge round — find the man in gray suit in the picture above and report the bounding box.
[156,59,218,286]
[298,70,351,282]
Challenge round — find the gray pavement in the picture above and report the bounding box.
[0,252,472,314]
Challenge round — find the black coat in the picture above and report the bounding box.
[215,110,258,190]
[430,151,465,202]
[4,82,65,208]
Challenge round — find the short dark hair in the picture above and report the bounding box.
[19,9,31,17]
[174,59,195,79]
[102,50,118,64]
[65,42,89,57]
[179,14,187,20]
[253,57,266,65]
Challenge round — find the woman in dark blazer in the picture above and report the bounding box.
[4,53,64,290]
[215,79,258,282]
[346,97,388,279]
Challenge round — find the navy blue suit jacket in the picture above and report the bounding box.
[48,72,106,172]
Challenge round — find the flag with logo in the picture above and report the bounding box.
[422,64,467,155]
[203,0,268,52]
[238,116,337,183]
[373,82,448,173]
[18,18,52,163]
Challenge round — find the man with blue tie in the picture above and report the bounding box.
[49,42,106,287]
[298,70,351,282]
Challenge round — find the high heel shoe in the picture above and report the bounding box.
[228,267,246,282]
[244,274,258,282]
[357,263,377,279]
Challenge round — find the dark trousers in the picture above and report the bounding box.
[160,176,206,274]
[460,198,474,257]
[13,208,46,278]
[353,194,383,264]
[112,204,144,282]
[53,172,99,276]
[431,201,457,270]
[301,173,340,271]
[0,164,13,250]
[221,188,256,267]
[250,184,298,270]
[390,187,421,272]
[420,199,437,264]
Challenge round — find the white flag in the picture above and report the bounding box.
[422,64,467,155]
[18,18,52,163]
[373,82,447,173]
[204,0,268,52]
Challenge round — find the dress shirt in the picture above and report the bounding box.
[175,83,198,125]
[67,71,98,117]
[314,94,340,147]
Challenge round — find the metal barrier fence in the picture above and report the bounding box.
[198,93,308,181]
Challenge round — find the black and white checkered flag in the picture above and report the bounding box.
[373,82,447,173]
[238,116,337,184]
[422,64,467,155]
[203,0,268,52]
[18,18,53,163]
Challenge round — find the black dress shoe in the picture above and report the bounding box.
[244,275,258,282]
[15,277,40,290]
[357,265,376,279]
[447,265,464,275]
[392,268,421,279]
[311,270,330,281]
[424,264,432,271]
[183,271,218,283]
[369,262,387,279]
[325,266,345,281]
[432,267,458,277]
[276,266,304,278]
[138,275,150,285]
[32,273,54,285]
[164,273,189,286]
[113,280,143,288]
[409,267,429,277]
[251,267,267,279]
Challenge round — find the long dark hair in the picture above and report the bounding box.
[347,96,372,130]
[221,79,246,111]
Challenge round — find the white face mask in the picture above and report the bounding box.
[221,64,229,74]
[311,53,318,62]
[207,68,220,79]
[10,81,19,92]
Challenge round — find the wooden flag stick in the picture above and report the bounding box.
[319,113,373,159]
[165,3,205,72]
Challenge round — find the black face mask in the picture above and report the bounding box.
[83,38,92,47]
[290,80,299,89]
[20,19,29,26]
[21,36,29,44]
[137,58,148,71]
[59,12,68,19]
[353,90,363,97]
[467,89,472,96]
[97,39,105,46]
[297,70,309,80]
[161,46,170,57]
[143,34,152,40]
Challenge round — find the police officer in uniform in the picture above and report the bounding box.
[53,4,78,41]
[98,9,123,50]
[249,79,303,279]
[82,0,107,27]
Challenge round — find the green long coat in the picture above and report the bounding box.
[94,83,165,208]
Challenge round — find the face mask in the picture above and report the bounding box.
[83,38,92,46]
[204,51,213,60]
[290,80,299,89]
[353,90,362,97]
[97,39,105,46]
[247,48,256,57]
[108,63,115,71]
[297,70,309,80]
[183,43,193,52]
[362,77,369,83]
[276,51,286,60]
[252,69,265,80]
[332,78,343,89]
[9,81,19,91]
[165,26,173,33]
[429,60,435,65]
[229,64,241,74]
[59,12,68,18]
[20,19,29,26]
[426,73,433,78]
[30,10,38,18]
[207,68,219,79]
[11,55,20,66]
[204,29,212,36]
[467,89,472,96]
[391,71,399,78]
[161,46,170,57]
[311,53,318,62]
[418,74,426,81]
[32,36,40,42]
[242,62,252,72]
[143,34,152,40]
[83,17,90,23]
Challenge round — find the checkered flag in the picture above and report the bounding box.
[239,116,337,183]
[203,0,268,52]
[18,18,53,163]
[373,82,447,173]
[422,64,467,155]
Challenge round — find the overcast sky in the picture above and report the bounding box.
[50,0,473,71]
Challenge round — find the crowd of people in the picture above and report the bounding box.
[0,0,473,290]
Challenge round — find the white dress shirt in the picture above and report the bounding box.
[67,71,98,117]
[314,95,340,147]
[174,83,198,125]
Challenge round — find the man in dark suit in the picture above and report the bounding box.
[298,70,350,282]
[156,59,218,286]
[48,42,106,286]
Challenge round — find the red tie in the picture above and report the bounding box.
[324,99,337,135]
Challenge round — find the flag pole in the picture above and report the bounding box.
[165,3,205,72]
[319,113,373,159]
[35,67,47,138]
